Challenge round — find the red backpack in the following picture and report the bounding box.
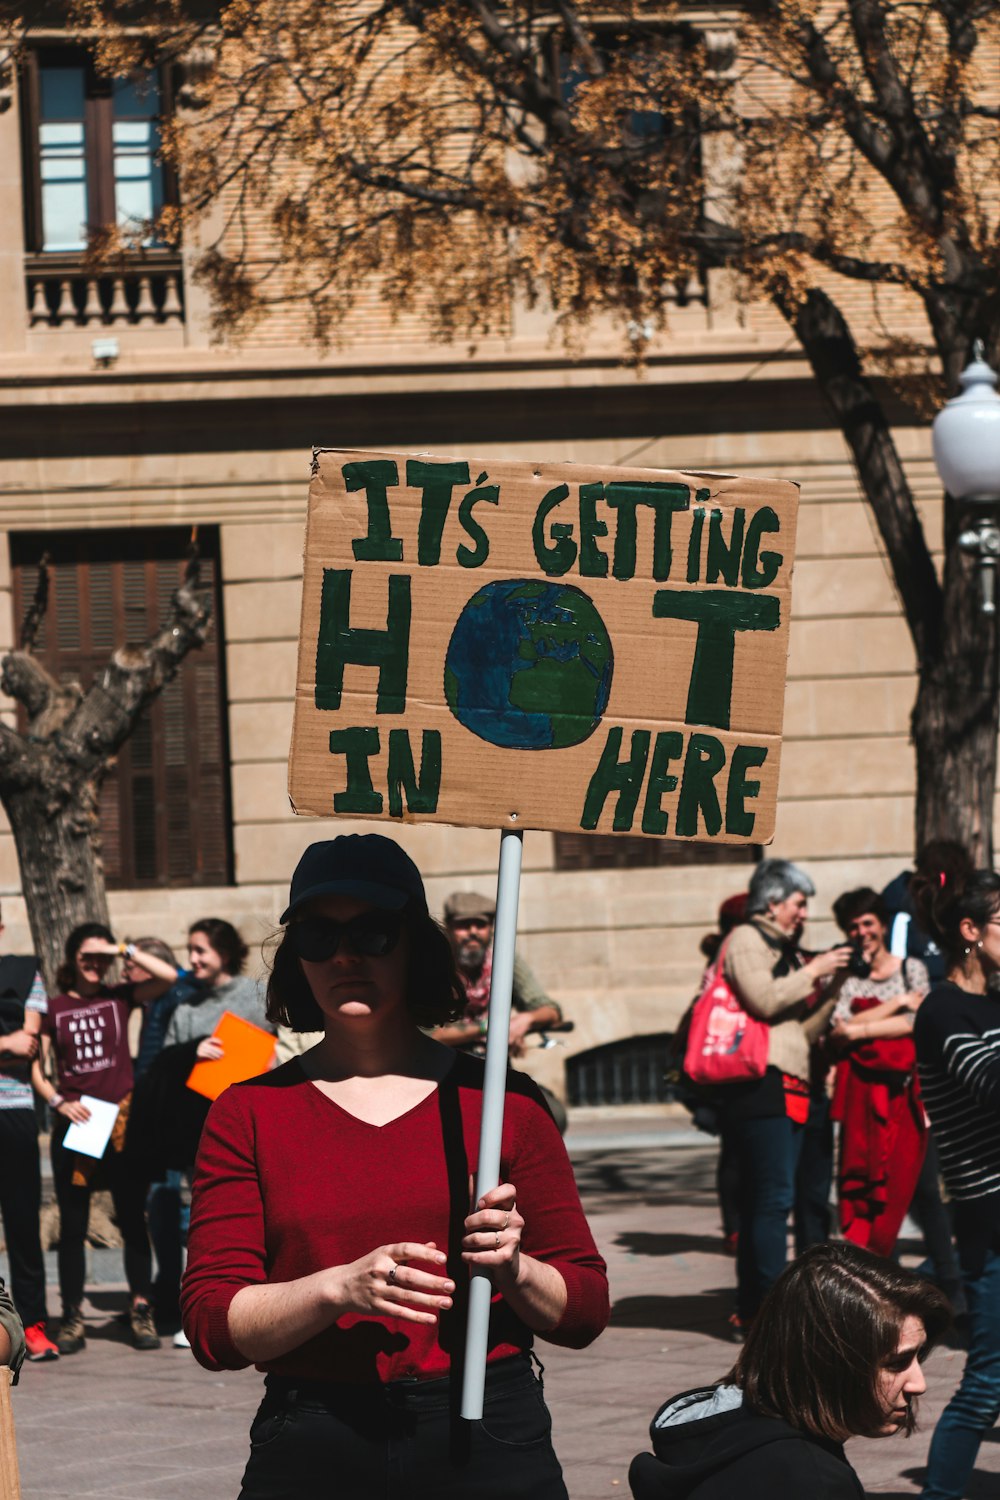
[683,938,769,1085]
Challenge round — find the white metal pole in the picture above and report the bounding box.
[460,825,524,1420]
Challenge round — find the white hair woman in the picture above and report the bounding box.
[720,860,851,1336]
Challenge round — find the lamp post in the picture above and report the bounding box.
[932,340,1000,615]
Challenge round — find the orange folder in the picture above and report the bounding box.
[186,1010,276,1101]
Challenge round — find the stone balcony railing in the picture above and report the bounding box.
[25,253,185,329]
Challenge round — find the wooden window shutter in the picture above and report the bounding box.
[10,528,232,891]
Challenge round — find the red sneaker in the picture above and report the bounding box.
[24,1322,60,1361]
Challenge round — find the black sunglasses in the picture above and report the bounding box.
[288,912,404,963]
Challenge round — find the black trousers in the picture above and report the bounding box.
[0,1107,48,1327]
[51,1117,153,1310]
[238,1356,568,1500]
[907,1132,961,1287]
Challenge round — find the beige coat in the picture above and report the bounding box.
[723,916,835,1082]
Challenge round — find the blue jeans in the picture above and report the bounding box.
[922,1244,1000,1498]
[732,1113,804,1321]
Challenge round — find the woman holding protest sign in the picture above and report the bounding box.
[181,834,609,1500]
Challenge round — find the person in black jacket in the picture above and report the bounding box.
[629,1242,949,1500]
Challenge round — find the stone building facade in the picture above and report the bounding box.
[0,18,951,1100]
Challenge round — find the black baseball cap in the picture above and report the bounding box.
[280,835,428,923]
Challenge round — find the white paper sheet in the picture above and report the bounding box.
[62,1096,120,1159]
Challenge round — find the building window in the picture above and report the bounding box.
[10,528,231,891]
[567,1034,677,1106]
[550,25,707,308]
[23,48,171,254]
[553,834,760,872]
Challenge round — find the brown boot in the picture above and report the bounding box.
[129,1299,161,1351]
[57,1307,86,1355]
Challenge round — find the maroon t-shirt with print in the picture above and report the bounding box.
[41,987,134,1104]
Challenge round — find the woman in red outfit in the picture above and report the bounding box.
[829,888,929,1256]
[181,834,609,1500]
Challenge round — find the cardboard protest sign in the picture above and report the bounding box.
[289,450,799,844]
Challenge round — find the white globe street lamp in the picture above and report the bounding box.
[932,340,1000,615]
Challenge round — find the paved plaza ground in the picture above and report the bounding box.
[5,1111,998,1498]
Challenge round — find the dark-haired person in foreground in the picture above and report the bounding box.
[629,1242,949,1500]
[181,835,609,1499]
[912,865,1000,1499]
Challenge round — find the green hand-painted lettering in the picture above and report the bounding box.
[457,484,499,569]
[706,507,745,587]
[641,731,683,835]
[687,507,705,583]
[387,729,442,816]
[606,482,690,581]
[580,727,650,831]
[345,459,403,562]
[579,483,609,578]
[742,507,783,588]
[532,484,577,575]
[675,733,725,837]
[726,744,768,835]
[315,570,411,713]
[329,727,383,813]
[652,589,780,730]
[407,459,471,567]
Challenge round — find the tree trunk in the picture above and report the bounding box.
[777,286,999,867]
[5,775,110,988]
[912,505,999,866]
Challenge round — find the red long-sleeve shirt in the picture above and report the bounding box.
[181,1054,609,1382]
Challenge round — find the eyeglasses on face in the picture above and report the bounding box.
[288,912,403,963]
[450,917,492,933]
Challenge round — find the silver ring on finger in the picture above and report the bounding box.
[387,1262,398,1285]
[501,1213,510,1231]
[495,1231,501,1250]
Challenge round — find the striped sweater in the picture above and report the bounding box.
[914,981,1000,1267]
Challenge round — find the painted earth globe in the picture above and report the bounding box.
[443,578,614,749]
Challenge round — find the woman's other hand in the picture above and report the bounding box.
[196,1036,225,1061]
[830,1020,858,1048]
[808,946,853,981]
[58,1099,92,1124]
[328,1241,453,1325]
[463,1182,524,1283]
[1,1028,38,1060]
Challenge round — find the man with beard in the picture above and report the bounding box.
[431,892,563,1057]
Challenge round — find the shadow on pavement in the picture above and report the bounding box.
[610,1288,735,1338]
[615,1230,733,1259]
[896,1466,998,1497]
[573,1148,718,1213]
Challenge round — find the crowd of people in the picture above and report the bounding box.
[682,841,1000,1498]
[0,831,995,1499]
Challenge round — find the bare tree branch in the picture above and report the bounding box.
[18,553,50,652]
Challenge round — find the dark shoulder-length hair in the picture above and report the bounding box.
[832,886,890,935]
[730,1241,950,1442]
[56,922,116,992]
[266,910,467,1031]
[188,917,248,977]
